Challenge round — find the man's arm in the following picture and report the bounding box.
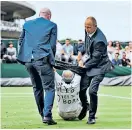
[85,42,106,69]
[50,24,57,56]
[18,29,25,46]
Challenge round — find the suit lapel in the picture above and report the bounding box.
[89,28,98,50]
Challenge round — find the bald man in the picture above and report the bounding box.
[17,8,57,125]
[78,17,113,124]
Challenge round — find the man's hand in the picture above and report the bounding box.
[78,60,85,68]
[53,67,56,72]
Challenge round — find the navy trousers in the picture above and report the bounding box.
[25,57,55,119]
[79,73,104,119]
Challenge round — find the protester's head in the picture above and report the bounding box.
[39,8,51,20]
[85,16,97,34]
[78,39,83,44]
[8,41,13,48]
[115,41,122,50]
[62,70,74,84]
[108,41,113,47]
[122,52,126,59]
[65,39,71,46]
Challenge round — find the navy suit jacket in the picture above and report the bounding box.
[17,17,57,65]
[79,28,113,76]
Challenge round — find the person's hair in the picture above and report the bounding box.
[115,41,122,50]
[115,52,119,55]
[78,39,83,42]
[122,52,126,55]
[66,38,70,41]
[86,16,97,26]
[8,41,13,46]
[108,41,113,46]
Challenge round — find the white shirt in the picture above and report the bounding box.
[56,42,63,55]
[87,29,97,38]
[7,47,16,57]
[55,72,82,119]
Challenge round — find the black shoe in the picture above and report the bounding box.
[78,105,89,120]
[43,119,57,125]
[87,118,96,124]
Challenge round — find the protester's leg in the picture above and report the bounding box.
[25,62,44,117]
[88,74,104,120]
[35,58,55,120]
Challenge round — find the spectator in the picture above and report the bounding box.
[112,52,121,66]
[124,46,130,59]
[61,39,74,63]
[113,47,123,59]
[74,39,84,55]
[107,41,115,54]
[3,41,17,63]
[107,41,115,61]
[128,41,132,66]
[121,52,130,67]
[55,40,63,60]
[115,41,123,50]
[128,41,132,51]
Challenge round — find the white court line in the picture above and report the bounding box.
[99,94,131,100]
[1,93,131,100]
[1,93,33,95]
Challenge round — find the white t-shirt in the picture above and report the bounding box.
[55,72,82,119]
[56,42,63,55]
[7,47,17,57]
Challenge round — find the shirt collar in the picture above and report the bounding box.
[87,29,97,38]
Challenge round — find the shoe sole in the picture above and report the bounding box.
[43,121,57,125]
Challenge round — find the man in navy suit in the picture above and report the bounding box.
[78,17,113,124]
[17,8,57,125]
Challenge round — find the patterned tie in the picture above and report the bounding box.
[85,34,91,55]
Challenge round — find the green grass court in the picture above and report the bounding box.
[1,86,131,129]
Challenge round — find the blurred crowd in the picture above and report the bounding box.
[107,41,132,67]
[1,39,132,68]
[56,39,132,67]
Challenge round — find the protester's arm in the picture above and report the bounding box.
[84,42,106,69]
[18,29,25,46]
[50,24,57,56]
